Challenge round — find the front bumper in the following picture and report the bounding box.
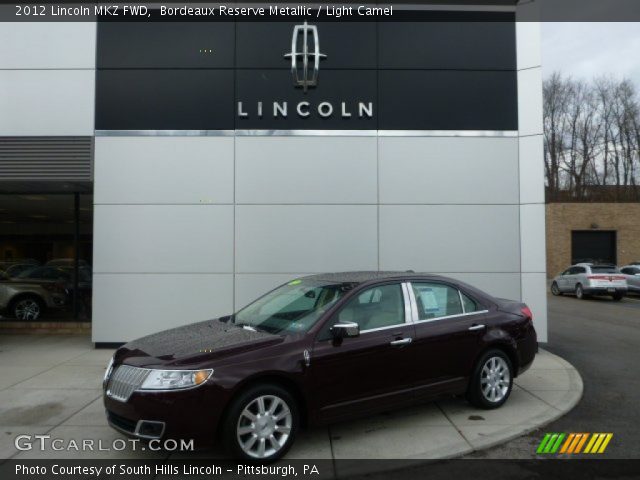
[103,382,228,446]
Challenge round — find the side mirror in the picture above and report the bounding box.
[331,322,360,339]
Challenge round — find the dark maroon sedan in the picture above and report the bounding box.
[103,272,537,460]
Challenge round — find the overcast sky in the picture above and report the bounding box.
[542,23,640,85]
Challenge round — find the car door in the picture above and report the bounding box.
[408,281,489,400]
[310,282,417,423]
[557,268,572,292]
[563,266,581,292]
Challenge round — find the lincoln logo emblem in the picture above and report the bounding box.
[284,21,326,92]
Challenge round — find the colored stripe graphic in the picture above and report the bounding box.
[536,433,552,454]
[559,433,575,453]
[540,433,613,455]
[585,433,614,454]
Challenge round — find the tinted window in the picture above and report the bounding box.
[461,292,478,313]
[412,283,463,320]
[590,266,619,274]
[337,284,405,331]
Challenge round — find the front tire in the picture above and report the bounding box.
[467,349,513,409]
[222,384,298,462]
[551,282,562,296]
[11,296,44,321]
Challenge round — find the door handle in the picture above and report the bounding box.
[468,324,486,331]
[390,338,412,346]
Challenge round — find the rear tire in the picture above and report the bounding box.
[575,284,586,300]
[550,282,562,296]
[467,349,513,409]
[222,383,299,462]
[612,293,624,301]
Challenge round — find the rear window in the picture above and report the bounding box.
[590,266,619,274]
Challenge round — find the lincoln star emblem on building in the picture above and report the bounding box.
[284,21,326,92]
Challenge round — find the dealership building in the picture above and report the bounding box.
[0,2,548,343]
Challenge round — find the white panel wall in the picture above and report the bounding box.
[0,22,95,136]
[517,18,547,341]
[379,137,519,204]
[235,205,378,273]
[93,205,234,273]
[0,70,95,136]
[379,205,520,272]
[92,274,233,342]
[0,23,96,69]
[92,137,235,342]
[236,137,377,204]
[95,137,234,204]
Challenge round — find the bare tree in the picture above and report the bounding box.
[544,73,640,202]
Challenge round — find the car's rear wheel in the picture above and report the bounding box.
[612,293,624,301]
[575,283,586,300]
[550,282,562,296]
[467,349,513,409]
[222,384,298,462]
[11,296,44,321]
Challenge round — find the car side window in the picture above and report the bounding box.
[561,269,572,276]
[460,292,478,313]
[621,268,631,274]
[412,283,463,320]
[336,284,405,332]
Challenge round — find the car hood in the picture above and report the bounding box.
[116,318,280,368]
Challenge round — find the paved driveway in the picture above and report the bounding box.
[469,293,640,458]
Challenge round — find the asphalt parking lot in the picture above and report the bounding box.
[468,292,640,459]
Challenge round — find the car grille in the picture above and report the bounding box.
[106,365,149,402]
[106,410,137,434]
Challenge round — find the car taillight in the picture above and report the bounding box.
[521,305,533,323]
[588,275,625,281]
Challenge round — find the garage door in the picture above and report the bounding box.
[572,231,617,265]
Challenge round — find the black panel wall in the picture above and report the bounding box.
[95,12,518,131]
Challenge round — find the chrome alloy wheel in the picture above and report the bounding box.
[480,356,510,403]
[236,395,292,459]
[14,298,41,321]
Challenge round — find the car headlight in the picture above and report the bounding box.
[138,369,213,391]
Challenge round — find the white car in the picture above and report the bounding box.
[551,263,628,300]
[619,265,640,295]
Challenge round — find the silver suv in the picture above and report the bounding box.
[551,263,628,300]
[0,273,67,321]
[619,265,640,295]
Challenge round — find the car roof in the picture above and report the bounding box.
[301,271,452,284]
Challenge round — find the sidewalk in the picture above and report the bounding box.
[0,335,582,468]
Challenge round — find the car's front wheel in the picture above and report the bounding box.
[550,282,562,296]
[11,296,44,321]
[222,384,298,462]
[467,349,513,409]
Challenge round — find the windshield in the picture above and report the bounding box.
[234,279,349,335]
